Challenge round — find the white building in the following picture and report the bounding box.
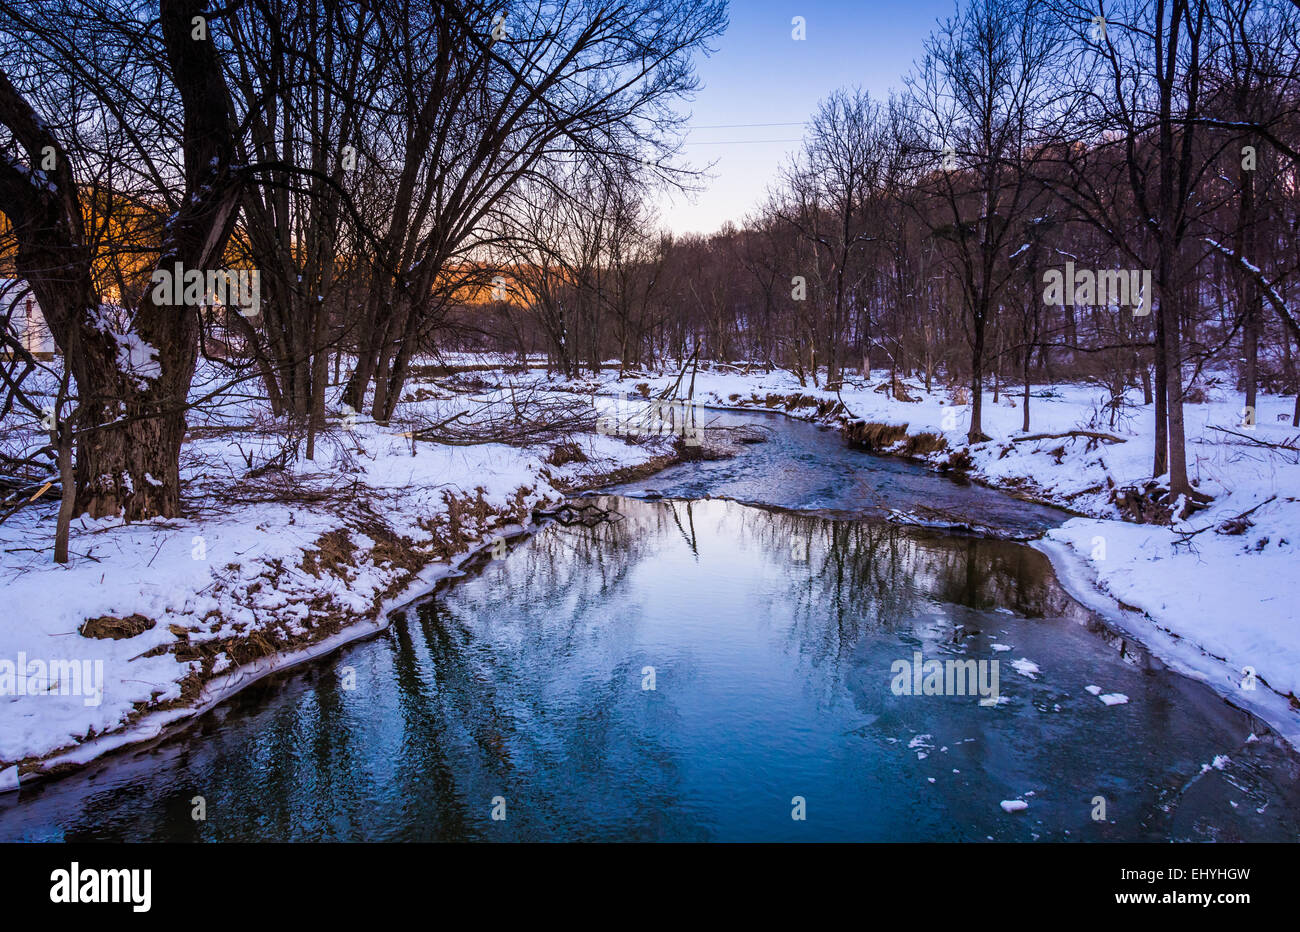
[1,278,56,359]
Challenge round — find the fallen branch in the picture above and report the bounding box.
[835,388,861,422]
[406,391,595,447]
[1206,425,1300,462]
[656,347,701,404]
[1174,495,1277,548]
[1010,430,1126,444]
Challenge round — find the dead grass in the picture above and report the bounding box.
[546,441,588,466]
[300,528,358,581]
[551,449,683,493]
[940,448,975,473]
[79,613,155,640]
[845,421,910,452]
[745,392,846,421]
[903,432,949,457]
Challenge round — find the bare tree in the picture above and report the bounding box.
[776,88,883,389]
[906,0,1069,442]
[342,0,726,423]
[0,0,246,523]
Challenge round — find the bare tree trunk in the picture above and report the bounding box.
[305,319,329,461]
[1022,344,1032,434]
[1153,296,1170,479]
[0,0,244,526]
[54,417,75,564]
[1239,158,1260,419]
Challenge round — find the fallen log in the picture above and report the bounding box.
[1009,430,1126,444]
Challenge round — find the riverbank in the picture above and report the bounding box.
[4,356,1297,784]
[532,361,1300,745]
[0,365,710,786]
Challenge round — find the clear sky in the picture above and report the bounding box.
[657,0,958,236]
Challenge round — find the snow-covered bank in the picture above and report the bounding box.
[1033,536,1300,748]
[0,365,684,783]
[534,362,1300,744]
[3,354,1297,783]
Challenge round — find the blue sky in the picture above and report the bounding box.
[657,0,958,235]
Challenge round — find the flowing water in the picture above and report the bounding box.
[3,408,1298,841]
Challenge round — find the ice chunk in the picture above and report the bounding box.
[1011,658,1040,679]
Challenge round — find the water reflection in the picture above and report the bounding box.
[5,497,1297,842]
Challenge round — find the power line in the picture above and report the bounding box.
[690,121,806,129]
[683,138,803,145]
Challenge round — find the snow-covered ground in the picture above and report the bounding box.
[0,363,678,783]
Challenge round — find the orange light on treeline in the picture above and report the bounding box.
[1,198,548,311]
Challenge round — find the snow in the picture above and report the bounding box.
[112,331,161,387]
[1208,754,1231,770]
[1010,658,1040,679]
[0,360,675,777]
